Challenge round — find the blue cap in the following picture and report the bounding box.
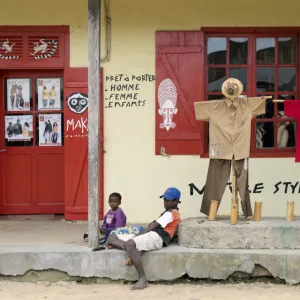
[160,187,181,202]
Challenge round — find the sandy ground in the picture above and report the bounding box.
[0,282,299,300]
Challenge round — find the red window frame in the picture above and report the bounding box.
[202,27,300,158]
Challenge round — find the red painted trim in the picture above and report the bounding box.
[0,26,70,70]
[0,25,69,33]
[64,30,71,68]
[202,27,300,33]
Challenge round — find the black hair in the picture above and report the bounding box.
[109,192,122,202]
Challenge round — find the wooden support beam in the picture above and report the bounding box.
[88,0,101,248]
[286,201,294,222]
[253,201,262,221]
[208,200,219,221]
[230,162,238,225]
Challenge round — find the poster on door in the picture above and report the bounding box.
[38,114,62,146]
[37,78,61,110]
[5,115,33,141]
[6,78,31,111]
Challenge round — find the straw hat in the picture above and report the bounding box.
[221,78,243,99]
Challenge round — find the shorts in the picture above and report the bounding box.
[117,231,163,252]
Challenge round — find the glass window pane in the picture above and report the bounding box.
[229,68,247,90]
[256,122,274,148]
[36,78,63,111]
[208,68,226,92]
[256,38,275,64]
[4,114,33,147]
[229,38,248,64]
[4,78,32,112]
[207,94,224,100]
[278,37,297,64]
[277,95,296,118]
[207,38,226,65]
[278,67,296,92]
[256,67,275,92]
[256,94,274,119]
[36,114,63,146]
[277,121,297,148]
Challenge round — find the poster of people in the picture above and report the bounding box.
[6,78,31,111]
[5,115,33,141]
[39,114,62,146]
[37,78,61,110]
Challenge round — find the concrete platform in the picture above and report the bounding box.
[1,244,300,284]
[178,217,300,250]
[1,218,300,284]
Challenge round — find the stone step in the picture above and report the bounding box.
[178,217,300,250]
[0,244,300,284]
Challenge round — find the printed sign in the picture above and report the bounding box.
[6,78,31,111]
[37,78,61,110]
[5,115,33,141]
[38,114,62,146]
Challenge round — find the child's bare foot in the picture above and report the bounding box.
[107,244,114,249]
[131,277,148,290]
[124,257,133,266]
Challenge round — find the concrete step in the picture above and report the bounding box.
[178,217,300,250]
[0,244,300,284]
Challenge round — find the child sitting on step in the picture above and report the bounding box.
[84,192,127,244]
[107,187,181,290]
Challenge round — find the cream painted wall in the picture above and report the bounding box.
[1,0,300,222]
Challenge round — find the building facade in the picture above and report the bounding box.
[0,0,299,222]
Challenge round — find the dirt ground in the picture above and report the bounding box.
[0,281,299,300]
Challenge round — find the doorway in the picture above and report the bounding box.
[0,70,64,214]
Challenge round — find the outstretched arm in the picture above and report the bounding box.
[135,221,160,237]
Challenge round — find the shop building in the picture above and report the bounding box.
[0,0,299,222]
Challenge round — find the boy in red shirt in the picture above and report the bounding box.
[107,187,181,290]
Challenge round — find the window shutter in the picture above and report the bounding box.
[155,31,205,155]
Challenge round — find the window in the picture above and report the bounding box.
[206,33,298,157]
[4,75,64,147]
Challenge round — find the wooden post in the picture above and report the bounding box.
[208,200,219,221]
[286,201,294,221]
[230,163,238,225]
[253,201,262,221]
[88,0,101,248]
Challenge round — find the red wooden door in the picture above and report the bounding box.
[64,68,104,221]
[0,70,64,214]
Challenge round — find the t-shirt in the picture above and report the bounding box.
[284,100,300,162]
[13,123,22,135]
[154,209,181,246]
[102,207,127,236]
[42,90,49,100]
[49,90,56,98]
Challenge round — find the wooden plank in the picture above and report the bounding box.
[157,46,202,54]
[88,0,100,248]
